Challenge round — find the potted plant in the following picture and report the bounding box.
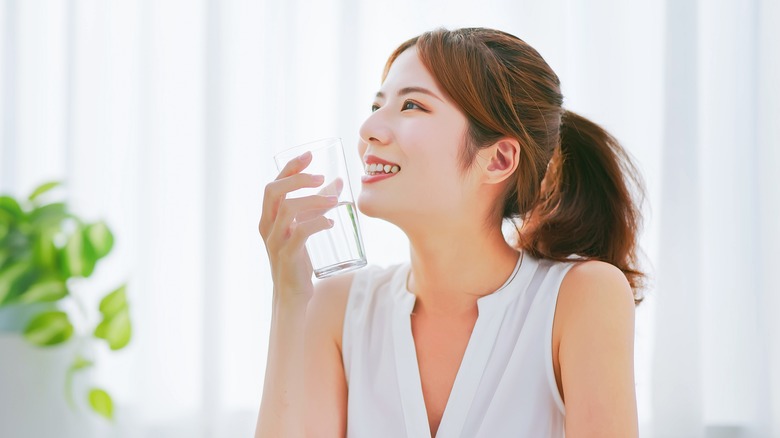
[0,181,132,424]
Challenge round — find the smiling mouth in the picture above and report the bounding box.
[364,163,401,176]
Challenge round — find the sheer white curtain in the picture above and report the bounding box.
[0,0,777,437]
[652,0,780,437]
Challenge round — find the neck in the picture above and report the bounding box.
[404,224,521,319]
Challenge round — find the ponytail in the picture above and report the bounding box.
[518,109,646,304]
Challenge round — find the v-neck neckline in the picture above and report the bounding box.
[390,252,537,438]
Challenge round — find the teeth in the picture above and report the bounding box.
[364,163,401,175]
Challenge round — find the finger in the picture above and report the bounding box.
[296,201,337,222]
[260,173,325,237]
[287,216,335,251]
[316,177,344,198]
[269,195,338,242]
[276,195,338,229]
[270,173,326,197]
[276,150,313,180]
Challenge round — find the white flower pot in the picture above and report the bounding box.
[0,309,100,438]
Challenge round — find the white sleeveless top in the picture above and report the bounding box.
[341,252,578,438]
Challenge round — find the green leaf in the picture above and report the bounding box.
[16,279,67,304]
[1,228,30,259]
[61,228,84,277]
[0,261,36,306]
[98,284,127,318]
[33,231,59,273]
[69,355,94,373]
[79,228,98,277]
[0,220,8,241]
[0,196,24,224]
[84,221,114,260]
[88,388,113,420]
[94,308,131,350]
[95,285,131,350]
[60,225,97,278]
[23,310,73,346]
[28,202,68,230]
[28,181,61,202]
[0,247,12,272]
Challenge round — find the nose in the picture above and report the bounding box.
[358,109,392,147]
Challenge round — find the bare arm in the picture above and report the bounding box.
[558,261,639,438]
[255,150,338,438]
[255,270,351,438]
[303,274,353,436]
[255,294,309,437]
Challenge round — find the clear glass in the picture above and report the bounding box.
[273,138,367,278]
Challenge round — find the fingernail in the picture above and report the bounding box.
[298,151,312,161]
[313,175,325,183]
[326,195,338,203]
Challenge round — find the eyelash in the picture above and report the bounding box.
[371,100,425,113]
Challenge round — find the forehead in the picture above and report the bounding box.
[381,46,442,95]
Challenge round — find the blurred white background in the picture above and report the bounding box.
[1,0,778,437]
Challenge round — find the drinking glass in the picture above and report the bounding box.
[274,138,367,278]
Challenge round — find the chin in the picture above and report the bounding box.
[357,194,407,223]
[356,195,383,218]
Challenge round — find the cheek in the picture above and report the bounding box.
[401,130,465,186]
[406,157,465,202]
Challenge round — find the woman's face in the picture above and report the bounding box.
[357,46,480,229]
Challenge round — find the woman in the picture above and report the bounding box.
[257,27,645,437]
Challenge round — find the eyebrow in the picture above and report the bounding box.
[375,86,444,102]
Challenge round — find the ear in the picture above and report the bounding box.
[478,138,520,184]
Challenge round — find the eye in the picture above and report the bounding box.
[371,104,380,112]
[402,100,424,111]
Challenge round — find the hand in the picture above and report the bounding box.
[259,151,338,304]
[295,177,344,222]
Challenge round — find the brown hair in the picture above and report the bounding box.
[383,27,646,304]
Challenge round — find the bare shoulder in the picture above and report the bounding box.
[307,272,357,350]
[554,259,639,435]
[555,259,635,344]
[312,271,357,298]
[558,260,635,320]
